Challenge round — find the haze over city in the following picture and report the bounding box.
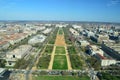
[0,0,120,22]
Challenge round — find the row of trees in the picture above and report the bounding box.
[86,57,101,70]
[44,45,54,54]
[69,55,83,69]
[48,27,58,44]
[37,55,51,69]
[0,59,6,68]
[32,70,89,78]
[63,27,72,45]
[67,46,77,54]
[97,72,120,80]
[14,55,34,69]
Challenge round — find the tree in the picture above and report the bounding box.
[14,58,26,69]
[0,59,6,68]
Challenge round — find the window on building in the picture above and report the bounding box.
[9,63,11,65]
[13,55,15,58]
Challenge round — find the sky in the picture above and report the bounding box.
[0,0,120,22]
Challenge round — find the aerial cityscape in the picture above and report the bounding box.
[0,0,120,80]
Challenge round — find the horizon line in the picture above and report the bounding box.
[0,20,120,24]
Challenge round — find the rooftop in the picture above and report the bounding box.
[97,53,106,59]
[0,41,8,45]
[0,68,5,74]
[7,45,32,55]
[28,34,46,44]
[105,42,120,54]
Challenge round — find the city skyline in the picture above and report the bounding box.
[0,0,120,22]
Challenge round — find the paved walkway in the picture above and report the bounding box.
[29,74,32,80]
[65,46,72,70]
[48,28,72,70]
[48,46,56,70]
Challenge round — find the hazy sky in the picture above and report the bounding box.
[0,0,120,22]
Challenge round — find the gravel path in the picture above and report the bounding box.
[48,28,72,70]
[48,46,56,70]
[65,46,72,70]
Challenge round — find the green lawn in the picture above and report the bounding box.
[58,28,63,35]
[55,46,66,54]
[37,55,51,69]
[44,45,53,54]
[53,55,68,70]
[79,76,90,80]
[33,76,90,80]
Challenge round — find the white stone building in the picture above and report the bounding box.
[28,34,46,45]
[6,45,32,66]
[78,40,90,47]
[69,28,79,36]
[95,53,116,66]
[86,45,104,56]
[42,28,52,34]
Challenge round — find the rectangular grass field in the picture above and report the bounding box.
[52,55,68,70]
[55,46,66,54]
[58,28,63,35]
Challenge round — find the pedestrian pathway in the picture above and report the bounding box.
[48,46,56,70]
[65,46,72,70]
[48,28,72,70]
